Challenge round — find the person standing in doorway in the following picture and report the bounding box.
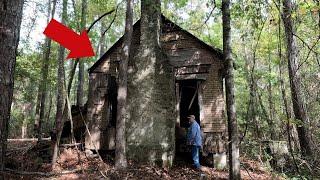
[186,115,202,169]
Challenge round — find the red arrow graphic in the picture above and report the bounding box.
[43,19,95,59]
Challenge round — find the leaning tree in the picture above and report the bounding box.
[0,0,24,179]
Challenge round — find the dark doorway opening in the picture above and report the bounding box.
[175,80,201,165]
[179,80,200,128]
[107,76,117,127]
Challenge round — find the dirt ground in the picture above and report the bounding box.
[2,140,283,180]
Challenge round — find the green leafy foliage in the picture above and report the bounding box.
[11,0,320,177]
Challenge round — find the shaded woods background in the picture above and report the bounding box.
[1,0,319,179]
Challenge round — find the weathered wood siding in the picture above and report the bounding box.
[91,23,141,75]
[86,23,141,150]
[85,73,110,149]
[161,19,226,133]
[87,17,226,152]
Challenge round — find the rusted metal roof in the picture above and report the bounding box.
[88,15,223,74]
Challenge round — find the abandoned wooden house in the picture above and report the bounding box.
[85,15,226,167]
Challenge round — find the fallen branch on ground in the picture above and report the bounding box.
[6,145,33,152]
[241,163,254,180]
[7,138,51,142]
[59,143,83,148]
[1,168,83,177]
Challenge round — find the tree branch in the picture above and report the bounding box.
[95,4,120,56]
[293,33,319,55]
[297,36,320,70]
[87,9,116,33]
[188,0,216,31]
[102,4,119,37]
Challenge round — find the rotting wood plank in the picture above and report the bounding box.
[7,138,51,142]
[169,57,214,67]
[176,74,207,80]
[59,143,83,147]
[188,82,199,110]
[175,65,211,75]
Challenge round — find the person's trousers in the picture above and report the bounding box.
[191,145,201,168]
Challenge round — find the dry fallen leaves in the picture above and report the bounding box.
[4,141,282,180]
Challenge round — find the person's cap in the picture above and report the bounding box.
[187,115,195,119]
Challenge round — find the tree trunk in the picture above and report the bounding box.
[77,0,87,107]
[77,61,84,106]
[277,8,300,171]
[52,0,68,167]
[34,85,41,137]
[222,0,240,179]
[34,0,51,138]
[0,0,24,179]
[68,61,79,96]
[267,44,276,140]
[98,20,106,58]
[45,90,53,123]
[242,27,264,140]
[241,37,261,140]
[250,81,262,139]
[37,0,57,140]
[282,0,313,156]
[277,20,300,151]
[115,0,133,169]
[277,14,291,135]
[21,103,32,139]
[21,121,27,138]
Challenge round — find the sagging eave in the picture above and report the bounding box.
[88,15,224,74]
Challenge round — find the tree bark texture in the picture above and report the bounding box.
[0,0,24,178]
[34,85,41,136]
[52,0,68,167]
[34,0,51,138]
[68,61,78,96]
[222,0,241,179]
[277,14,300,151]
[267,47,276,140]
[45,90,53,123]
[115,0,133,169]
[77,0,87,107]
[282,0,313,156]
[37,0,57,140]
[98,20,106,58]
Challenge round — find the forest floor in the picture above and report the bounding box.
[2,140,284,180]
